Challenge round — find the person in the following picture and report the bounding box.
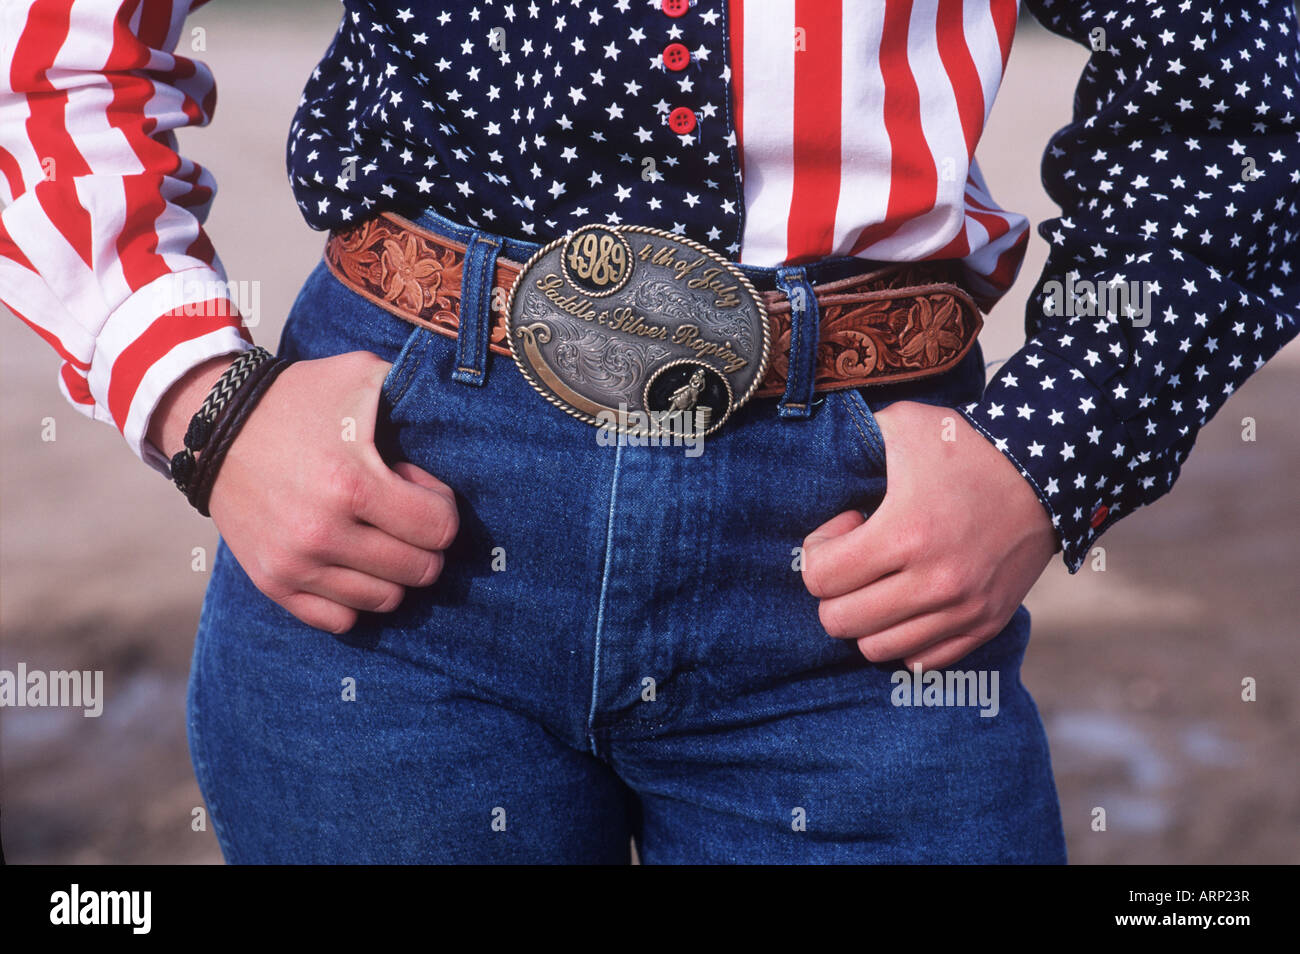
[2,0,1296,864]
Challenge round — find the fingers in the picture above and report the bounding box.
[802,505,909,598]
[854,610,973,664]
[817,569,960,640]
[803,508,864,546]
[334,524,445,587]
[390,459,444,491]
[903,633,989,670]
[272,530,439,636]
[297,565,407,614]
[279,591,359,635]
[351,461,459,552]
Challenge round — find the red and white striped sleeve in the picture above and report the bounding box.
[0,0,252,475]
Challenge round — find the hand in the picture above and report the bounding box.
[801,400,1057,669]
[152,350,458,634]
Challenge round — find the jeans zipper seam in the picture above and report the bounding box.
[586,443,624,757]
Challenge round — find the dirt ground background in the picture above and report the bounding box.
[2,5,1296,864]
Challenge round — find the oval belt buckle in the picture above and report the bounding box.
[504,224,770,439]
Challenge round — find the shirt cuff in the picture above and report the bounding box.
[89,269,255,475]
[956,344,1137,572]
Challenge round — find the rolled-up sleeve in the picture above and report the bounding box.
[0,0,252,474]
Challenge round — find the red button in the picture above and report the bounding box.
[661,0,690,16]
[668,106,697,134]
[662,42,691,71]
[1090,505,1109,529]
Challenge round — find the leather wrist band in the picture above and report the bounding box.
[170,347,274,495]
[187,355,291,518]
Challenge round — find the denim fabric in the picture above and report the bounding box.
[186,224,1067,864]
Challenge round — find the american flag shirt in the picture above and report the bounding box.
[2,0,1298,571]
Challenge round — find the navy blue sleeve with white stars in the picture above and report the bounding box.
[959,0,1300,571]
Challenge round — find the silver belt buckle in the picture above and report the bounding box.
[504,224,770,438]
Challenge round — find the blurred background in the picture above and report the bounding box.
[2,3,1297,864]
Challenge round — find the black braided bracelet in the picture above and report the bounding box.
[184,355,278,514]
[187,356,290,518]
[170,346,274,495]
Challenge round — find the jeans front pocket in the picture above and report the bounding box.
[831,386,889,476]
[380,323,439,422]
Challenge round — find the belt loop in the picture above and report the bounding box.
[774,265,820,419]
[452,232,502,387]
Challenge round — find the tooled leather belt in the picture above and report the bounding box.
[325,212,982,434]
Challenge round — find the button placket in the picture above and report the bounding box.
[661,5,695,137]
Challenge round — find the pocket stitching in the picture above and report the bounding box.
[840,389,887,471]
[383,326,436,409]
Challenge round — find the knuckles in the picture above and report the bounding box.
[893,524,926,562]
[249,558,294,598]
[801,550,835,599]
[856,638,896,663]
[426,499,460,551]
[817,599,856,640]
[327,608,359,635]
[928,564,970,606]
[418,551,445,586]
[296,515,340,560]
[371,586,406,614]
[253,547,306,588]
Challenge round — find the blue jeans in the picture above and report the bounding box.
[186,212,1067,864]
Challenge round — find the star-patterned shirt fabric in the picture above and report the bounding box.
[1,0,1298,573]
[289,0,749,253]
